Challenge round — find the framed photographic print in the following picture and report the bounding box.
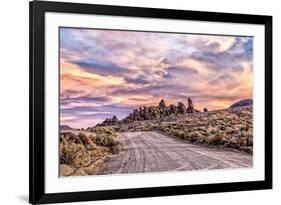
[29,0,272,204]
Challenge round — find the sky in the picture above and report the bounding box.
[60,28,253,128]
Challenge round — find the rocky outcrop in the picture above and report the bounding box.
[98,115,119,126]
[187,98,195,113]
[97,98,204,127]
[169,104,177,114]
[159,99,166,109]
[177,102,186,114]
[120,98,201,123]
[204,107,208,112]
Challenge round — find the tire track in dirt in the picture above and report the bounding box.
[100,131,252,174]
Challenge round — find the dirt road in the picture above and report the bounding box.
[100,131,252,174]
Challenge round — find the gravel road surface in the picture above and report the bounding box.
[100,131,252,174]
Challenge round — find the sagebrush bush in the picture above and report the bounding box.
[94,134,117,147]
[209,134,229,145]
[87,127,118,147]
[60,127,120,176]
[245,128,253,146]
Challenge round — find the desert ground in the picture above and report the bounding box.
[60,99,253,176]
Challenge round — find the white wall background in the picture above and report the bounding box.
[0,0,279,204]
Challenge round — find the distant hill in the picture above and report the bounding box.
[229,99,253,109]
[60,125,74,130]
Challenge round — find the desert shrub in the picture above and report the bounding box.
[240,130,247,138]
[208,134,229,145]
[60,164,75,176]
[246,128,253,146]
[77,132,95,149]
[163,127,173,135]
[72,169,87,176]
[61,131,82,144]
[60,139,109,169]
[172,130,185,139]
[60,141,80,162]
[59,127,121,176]
[60,129,115,169]
[226,129,239,136]
[61,131,76,139]
[246,135,253,146]
[196,134,207,143]
[60,141,88,167]
[237,136,247,146]
[188,132,200,142]
[142,124,153,131]
[91,134,117,147]
[236,127,253,147]
[71,149,92,168]
[110,145,120,154]
[97,135,117,147]
[210,129,218,135]
[87,127,119,149]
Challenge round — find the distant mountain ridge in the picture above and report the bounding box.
[229,99,253,109]
[60,124,74,130]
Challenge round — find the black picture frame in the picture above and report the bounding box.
[29,0,272,204]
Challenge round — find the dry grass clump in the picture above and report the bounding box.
[60,127,121,176]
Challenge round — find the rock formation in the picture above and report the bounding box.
[169,104,177,114]
[159,99,166,109]
[187,98,195,113]
[177,102,186,114]
[96,98,200,127]
[98,115,119,126]
[204,107,208,112]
